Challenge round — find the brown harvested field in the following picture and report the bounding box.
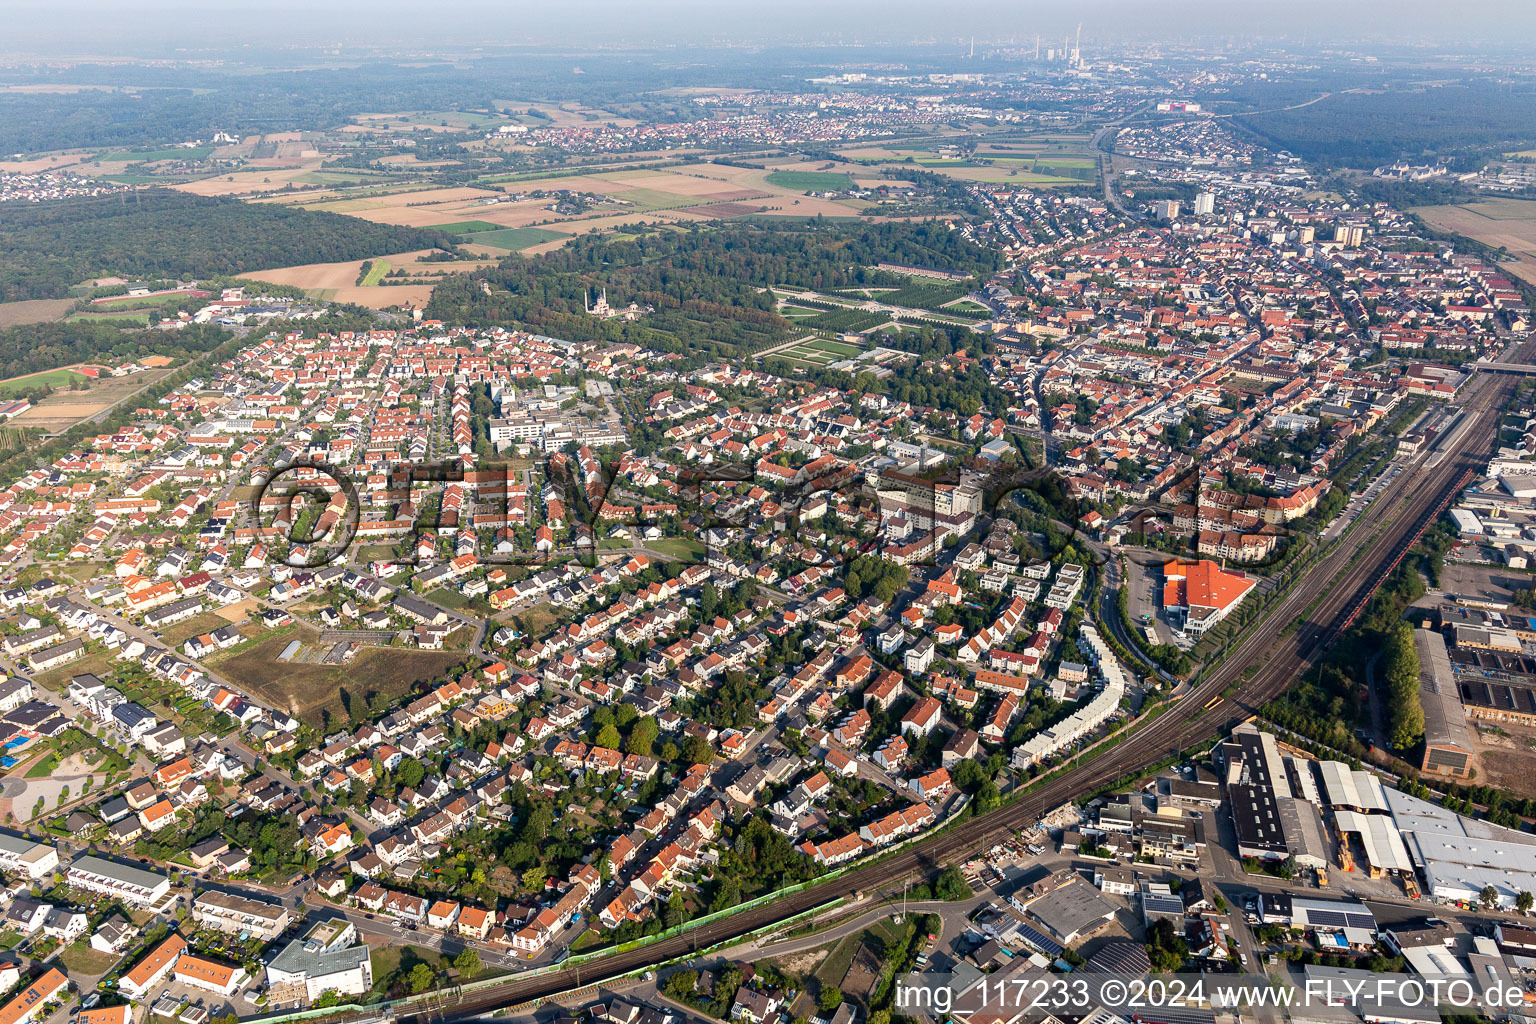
[688,202,768,217]
[0,298,74,328]
[1414,200,1536,288]
[173,160,326,197]
[209,625,469,726]
[244,248,499,307]
[0,151,97,173]
[298,185,501,214]
[329,284,436,308]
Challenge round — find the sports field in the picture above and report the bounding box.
[0,367,87,396]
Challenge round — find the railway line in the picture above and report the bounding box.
[399,350,1523,1024]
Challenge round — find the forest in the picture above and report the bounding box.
[0,190,448,302]
[425,218,1002,358]
[1237,82,1536,167]
[0,321,230,386]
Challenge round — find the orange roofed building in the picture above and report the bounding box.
[1160,559,1256,638]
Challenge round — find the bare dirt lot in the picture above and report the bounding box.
[208,626,469,726]
[0,298,75,328]
[1469,721,1536,798]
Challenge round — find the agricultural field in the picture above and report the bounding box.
[243,247,500,308]
[460,226,570,251]
[1414,199,1536,287]
[359,260,392,286]
[0,298,75,328]
[251,163,865,237]
[431,220,504,235]
[101,146,212,162]
[765,169,856,192]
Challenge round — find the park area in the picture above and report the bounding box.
[766,335,870,368]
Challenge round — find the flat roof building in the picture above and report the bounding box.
[66,855,170,907]
[192,890,290,941]
[0,833,59,881]
[1416,628,1474,778]
[265,918,373,1005]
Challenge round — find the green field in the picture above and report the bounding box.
[773,336,869,366]
[766,170,856,192]
[432,220,504,235]
[105,146,212,162]
[359,260,392,286]
[92,292,201,310]
[0,367,87,396]
[463,226,567,250]
[66,311,151,325]
[607,187,704,212]
[296,169,403,186]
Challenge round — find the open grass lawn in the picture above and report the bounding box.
[0,367,87,395]
[91,292,201,310]
[506,602,560,637]
[462,226,567,251]
[766,170,855,192]
[160,610,243,648]
[35,650,115,691]
[67,311,150,325]
[427,587,492,616]
[23,753,56,779]
[432,220,503,235]
[645,536,706,562]
[58,941,120,976]
[209,626,469,726]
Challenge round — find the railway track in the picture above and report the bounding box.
[400,354,1521,1023]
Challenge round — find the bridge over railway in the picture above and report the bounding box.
[1472,361,1536,374]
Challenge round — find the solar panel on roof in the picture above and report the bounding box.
[1346,913,1376,929]
[1307,909,1350,928]
[1017,923,1063,956]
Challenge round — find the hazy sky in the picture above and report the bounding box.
[1,0,1533,56]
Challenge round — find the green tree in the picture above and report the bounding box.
[1519,891,1534,915]
[407,963,435,994]
[595,723,622,749]
[395,756,426,789]
[934,866,972,901]
[453,949,482,979]
[682,734,714,765]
